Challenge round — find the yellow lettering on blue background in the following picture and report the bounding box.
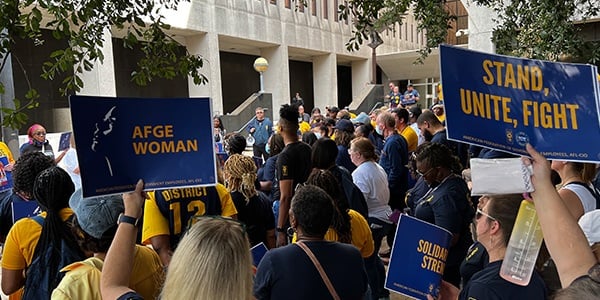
[132,125,174,138]
[482,59,543,91]
[416,239,449,275]
[460,88,517,127]
[522,100,579,129]
[132,140,198,154]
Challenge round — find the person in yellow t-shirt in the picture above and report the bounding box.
[391,108,418,152]
[1,167,85,300]
[0,141,15,169]
[52,189,163,300]
[142,184,237,266]
[432,103,446,124]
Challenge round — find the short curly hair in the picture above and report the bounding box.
[12,152,55,198]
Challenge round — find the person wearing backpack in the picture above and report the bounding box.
[0,152,55,243]
[52,189,164,299]
[1,166,85,299]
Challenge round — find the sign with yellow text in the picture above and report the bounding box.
[385,214,452,299]
[69,96,217,197]
[440,45,600,162]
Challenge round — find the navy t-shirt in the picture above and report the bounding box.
[230,191,275,246]
[413,175,474,267]
[459,260,548,300]
[276,141,312,190]
[254,241,368,300]
[460,241,489,286]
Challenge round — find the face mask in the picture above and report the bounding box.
[265,143,270,154]
[375,125,384,136]
[314,132,322,139]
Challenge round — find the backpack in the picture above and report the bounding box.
[22,215,85,300]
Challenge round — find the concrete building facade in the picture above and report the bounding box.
[71,0,427,130]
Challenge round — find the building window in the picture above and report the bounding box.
[285,0,290,9]
[323,0,328,19]
[311,0,317,16]
[269,0,276,4]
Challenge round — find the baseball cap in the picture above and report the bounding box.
[334,119,354,133]
[578,209,600,245]
[351,112,371,125]
[409,106,422,119]
[69,189,124,239]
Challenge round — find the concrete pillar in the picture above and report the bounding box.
[78,29,117,97]
[0,37,19,155]
[461,1,497,53]
[186,33,224,115]
[261,46,290,115]
[66,29,116,133]
[351,58,370,100]
[313,53,337,109]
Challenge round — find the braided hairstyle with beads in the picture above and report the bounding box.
[224,154,257,204]
[12,152,55,199]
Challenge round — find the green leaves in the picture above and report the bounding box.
[0,0,206,128]
[338,0,599,64]
[1,88,40,129]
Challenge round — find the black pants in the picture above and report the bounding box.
[253,143,268,164]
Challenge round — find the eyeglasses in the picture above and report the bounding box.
[34,132,46,136]
[256,111,264,114]
[416,167,435,177]
[186,215,247,233]
[475,208,497,222]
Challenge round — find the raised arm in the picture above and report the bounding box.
[525,144,596,287]
[101,180,145,299]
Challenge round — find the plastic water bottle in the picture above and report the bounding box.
[500,200,544,286]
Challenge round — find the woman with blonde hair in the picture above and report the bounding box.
[551,160,599,219]
[224,154,276,248]
[102,181,253,300]
[161,216,252,299]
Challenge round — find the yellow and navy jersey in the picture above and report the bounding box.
[142,183,237,247]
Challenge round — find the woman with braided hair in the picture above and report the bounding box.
[2,166,85,299]
[305,169,373,258]
[224,154,276,248]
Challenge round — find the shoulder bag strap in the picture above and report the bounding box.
[295,241,340,300]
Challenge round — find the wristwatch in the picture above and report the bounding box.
[117,213,140,227]
[276,227,286,233]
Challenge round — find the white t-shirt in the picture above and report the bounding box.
[562,183,598,215]
[58,148,81,190]
[410,123,425,146]
[352,160,392,223]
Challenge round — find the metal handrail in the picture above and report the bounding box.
[235,116,256,134]
[369,102,385,114]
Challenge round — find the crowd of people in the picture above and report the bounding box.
[0,89,598,300]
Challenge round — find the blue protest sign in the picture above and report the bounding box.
[69,96,217,197]
[0,156,13,192]
[12,200,39,223]
[58,132,72,151]
[251,242,269,267]
[440,45,600,162]
[385,214,452,299]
